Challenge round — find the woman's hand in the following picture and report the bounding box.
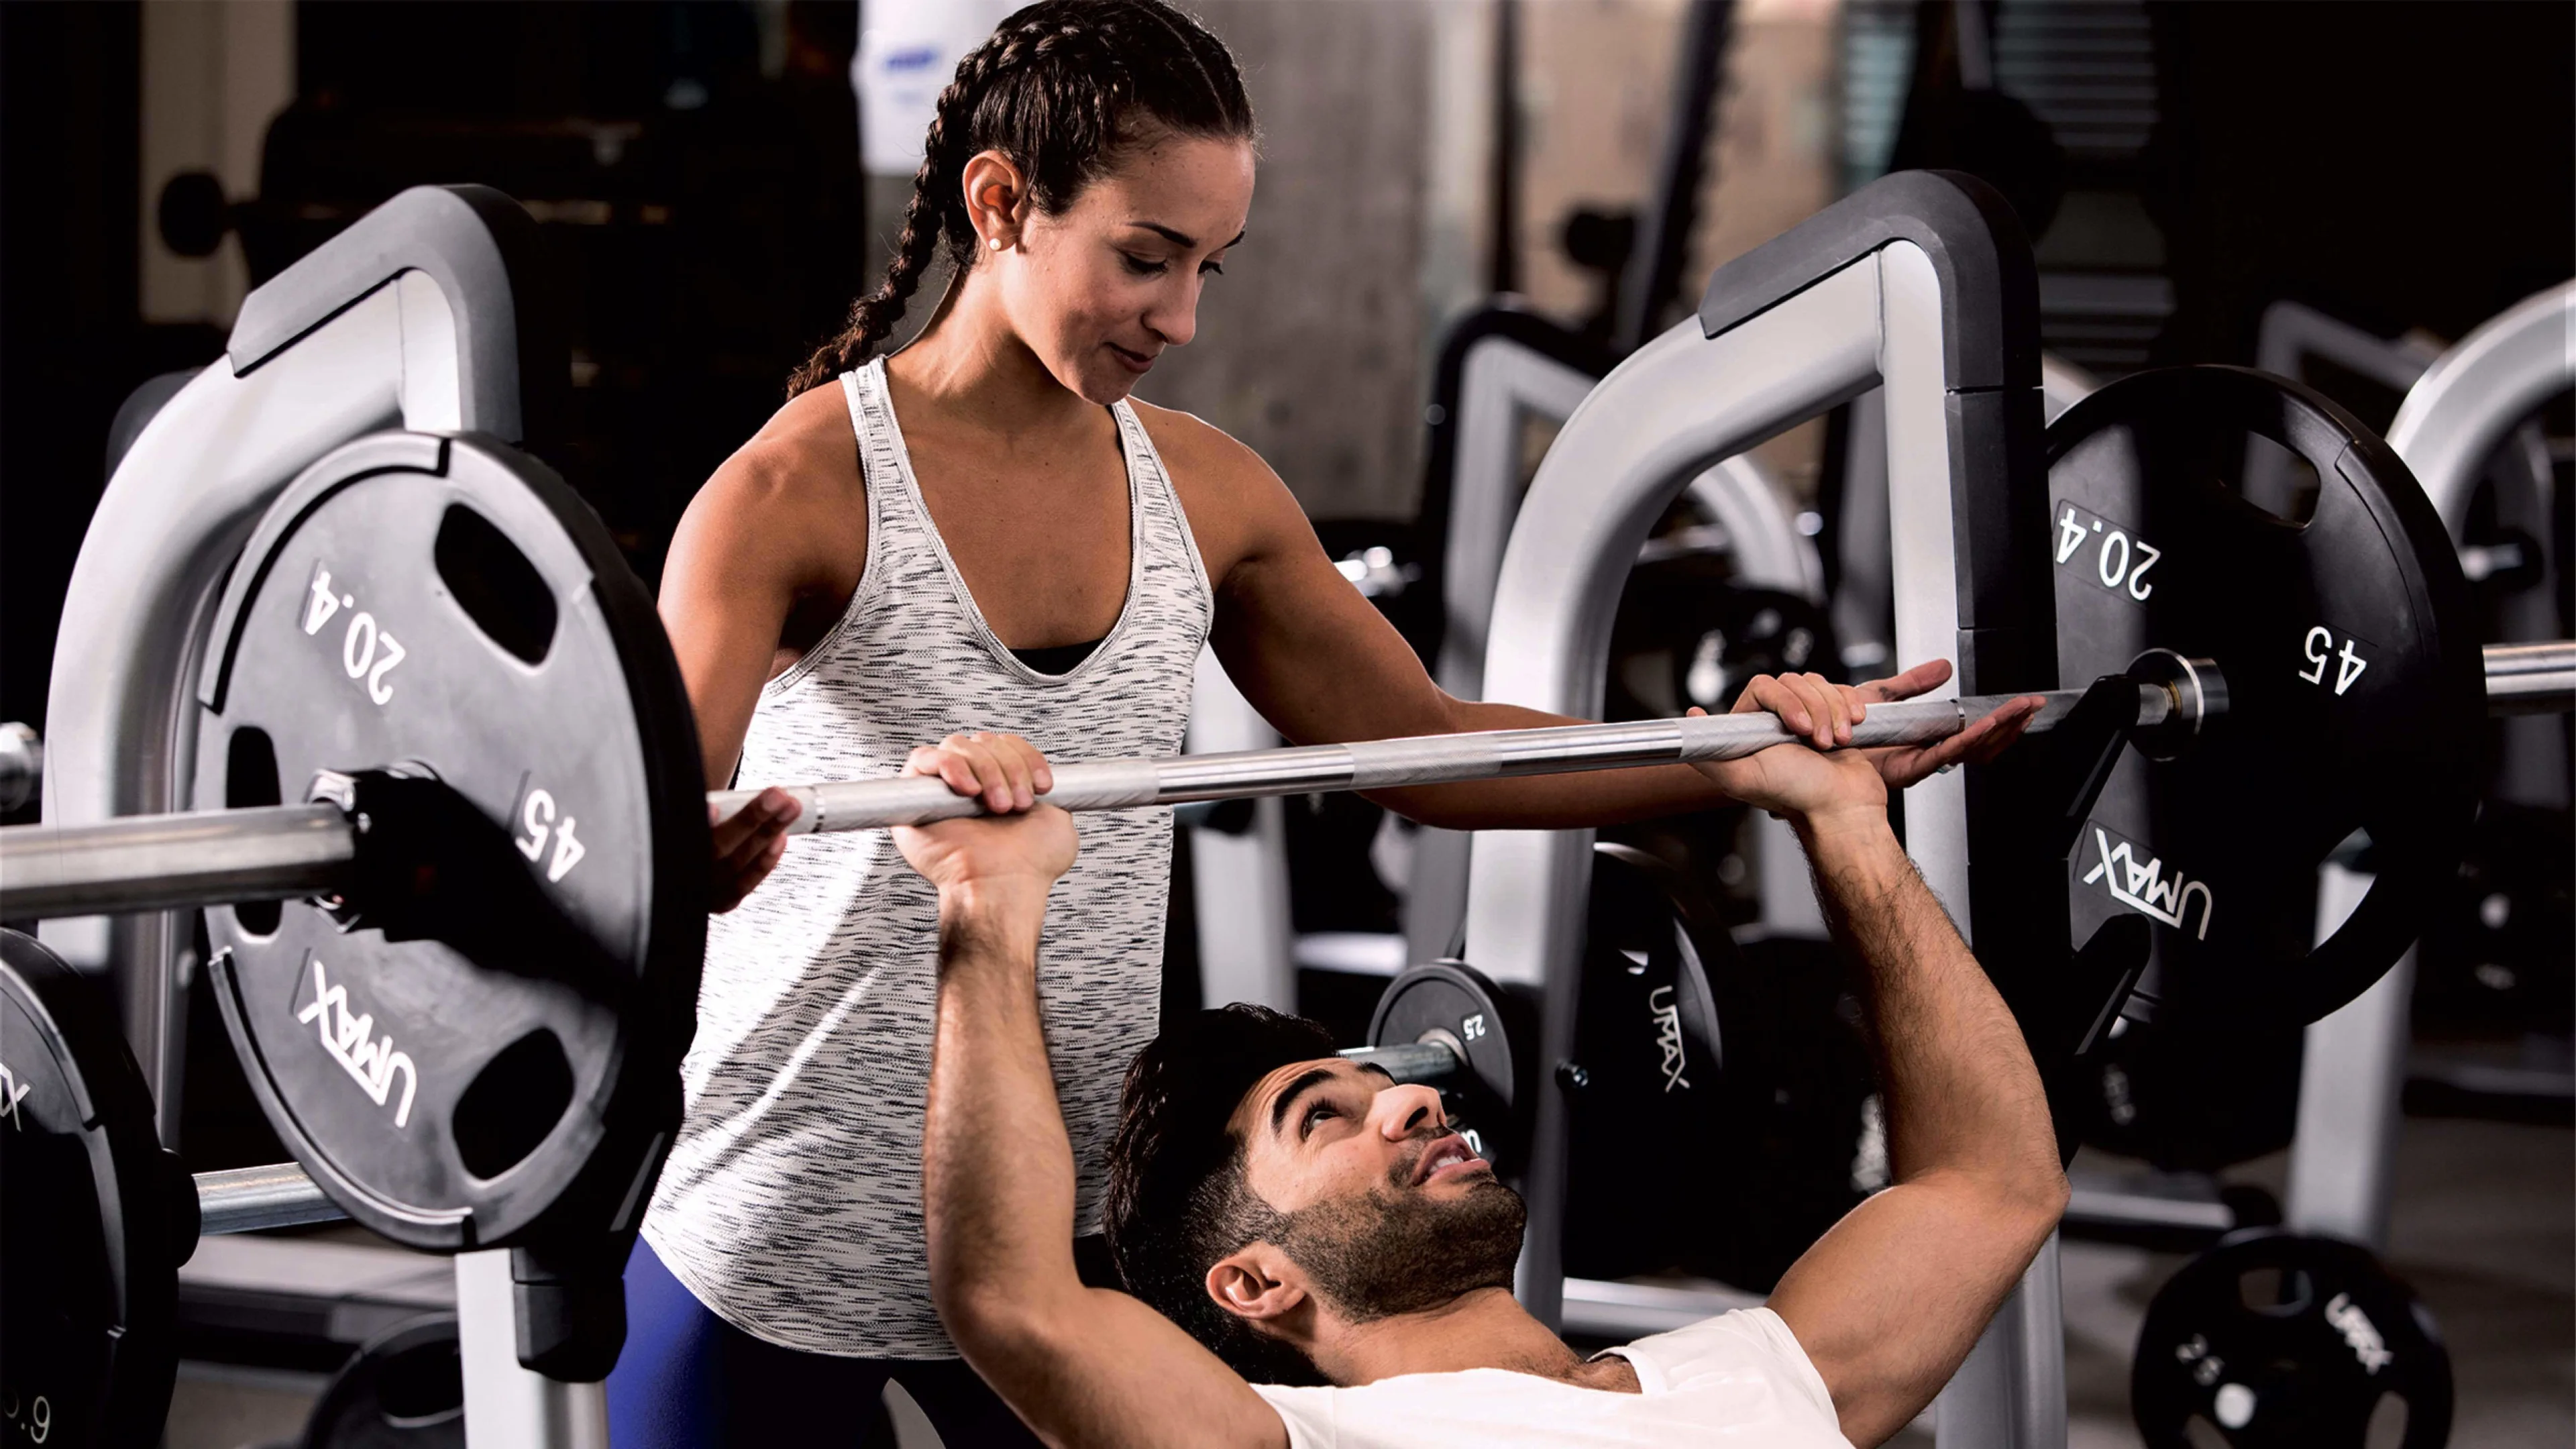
[1690,661,2045,823]
[710,788,802,913]
[904,731,1057,814]
[1849,659,2045,789]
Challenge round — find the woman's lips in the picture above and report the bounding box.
[1109,343,1156,375]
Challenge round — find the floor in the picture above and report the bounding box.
[167,1112,2571,1448]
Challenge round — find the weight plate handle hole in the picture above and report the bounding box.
[225,727,283,934]
[452,1027,575,1179]
[434,503,558,666]
[2237,1265,2315,1318]
[2228,431,2324,526]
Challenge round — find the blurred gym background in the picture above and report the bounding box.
[1,3,2567,1446]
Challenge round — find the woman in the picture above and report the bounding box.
[614,3,2008,1444]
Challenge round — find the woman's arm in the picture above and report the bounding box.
[1148,406,1912,829]
[659,390,868,904]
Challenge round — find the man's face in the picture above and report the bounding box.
[1224,1058,1525,1322]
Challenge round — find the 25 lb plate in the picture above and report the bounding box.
[192,431,706,1251]
[2047,368,2483,1025]
[2134,1230,2450,1448]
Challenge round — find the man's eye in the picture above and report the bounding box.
[1121,253,1168,276]
[1301,1103,1337,1136]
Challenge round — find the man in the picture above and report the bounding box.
[899,669,2061,1448]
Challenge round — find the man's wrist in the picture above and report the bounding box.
[935,877,1051,961]
[1792,801,1894,849]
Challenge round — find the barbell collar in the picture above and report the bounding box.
[195,1160,345,1237]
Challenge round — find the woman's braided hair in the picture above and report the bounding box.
[787,0,1253,394]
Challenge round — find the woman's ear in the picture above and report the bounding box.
[961,149,1032,250]
[1206,1244,1307,1324]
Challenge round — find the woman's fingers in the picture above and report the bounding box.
[1856,658,1954,704]
[710,786,800,854]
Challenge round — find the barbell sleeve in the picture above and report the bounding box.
[195,1160,347,1237]
[2481,639,2576,712]
[0,802,354,918]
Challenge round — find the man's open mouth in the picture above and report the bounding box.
[1412,1132,1483,1184]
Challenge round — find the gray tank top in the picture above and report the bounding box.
[643,359,1212,1354]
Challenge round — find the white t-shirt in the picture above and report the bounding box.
[1250,1308,1853,1448]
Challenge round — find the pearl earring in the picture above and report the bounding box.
[989,237,1006,251]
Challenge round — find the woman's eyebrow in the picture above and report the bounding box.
[1126,221,1248,250]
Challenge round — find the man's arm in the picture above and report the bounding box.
[1763,808,2068,1448]
[909,814,1287,1449]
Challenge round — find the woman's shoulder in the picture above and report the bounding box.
[669,382,869,595]
[690,383,869,540]
[1126,398,1302,575]
[719,382,868,511]
[1126,396,1272,489]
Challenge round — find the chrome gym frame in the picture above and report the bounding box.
[40,186,597,1449]
[1462,172,2065,1448]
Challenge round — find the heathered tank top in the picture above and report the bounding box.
[643,358,1211,1355]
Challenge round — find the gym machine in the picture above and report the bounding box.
[2288,281,2576,1252]
[20,184,604,1449]
[1440,166,2560,1446]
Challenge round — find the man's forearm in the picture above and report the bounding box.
[1801,811,2063,1199]
[922,884,1085,1328]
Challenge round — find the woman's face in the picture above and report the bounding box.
[999,134,1254,405]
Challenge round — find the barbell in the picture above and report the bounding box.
[7,641,2569,922]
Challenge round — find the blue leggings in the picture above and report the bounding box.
[606,1235,1045,1449]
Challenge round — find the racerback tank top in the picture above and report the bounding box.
[643,359,1212,1355]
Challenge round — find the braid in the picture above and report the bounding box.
[788,1,1254,396]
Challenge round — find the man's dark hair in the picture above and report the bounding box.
[1104,1004,1335,1384]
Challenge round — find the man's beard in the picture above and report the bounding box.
[1272,1165,1527,1324]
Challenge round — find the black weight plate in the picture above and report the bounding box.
[2047,367,2483,1026]
[301,1315,464,1449]
[193,431,707,1251]
[1678,935,1878,1295]
[0,929,191,1449]
[2078,1016,2302,1174]
[2134,1230,2451,1448]
[1564,843,1732,1279]
[1607,574,1841,722]
[2413,802,2575,1038]
[1370,961,1525,1165]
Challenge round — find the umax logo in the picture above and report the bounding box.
[297,957,419,1129]
[2080,824,2214,940]
[1648,985,1693,1093]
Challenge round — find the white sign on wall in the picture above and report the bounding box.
[853,0,1020,176]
